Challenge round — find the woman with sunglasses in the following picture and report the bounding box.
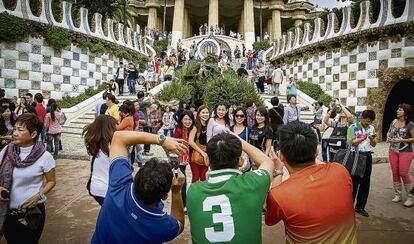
[0,113,56,243]
[230,107,252,172]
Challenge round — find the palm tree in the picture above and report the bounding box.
[111,0,139,31]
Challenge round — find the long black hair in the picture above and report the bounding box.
[254,106,270,129]
[214,101,230,126]
[233,106,247,127]
[177,110,195,132]
[50,103,58,121]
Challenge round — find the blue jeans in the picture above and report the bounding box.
[127,79,136,94]
[247,60,253,70]
[135,144,143,166]
[179,165,187,207]
[164,128,174,137]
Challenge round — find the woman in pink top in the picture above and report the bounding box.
[44,103,63,156]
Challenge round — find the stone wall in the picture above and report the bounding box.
[0,37,122,99]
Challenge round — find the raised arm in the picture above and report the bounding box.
[170,170,185,235]
[109,131,187,160]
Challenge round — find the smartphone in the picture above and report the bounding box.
[168,154,180,178]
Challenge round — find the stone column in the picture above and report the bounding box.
[208,0,219,29]
[147,7,157,30]
[157,17,163,31]
[244,0,255,49]
[270,0,283,40]
[172,0,184,48]
[183,8,189,38]
[238,9,244,34]
[267,18,273,41]
[294,19,303,27]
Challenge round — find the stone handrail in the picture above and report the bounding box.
[270,0,414,60]
[0,0,155,57]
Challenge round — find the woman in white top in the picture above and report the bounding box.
[206,102,230,142]
[0,113,56,243]
[83,115,117,205]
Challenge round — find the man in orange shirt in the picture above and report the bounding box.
[265,122,357,243]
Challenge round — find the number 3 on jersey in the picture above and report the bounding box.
[203,195,235,242]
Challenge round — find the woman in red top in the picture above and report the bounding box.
[116,104,134,131]
[174,110,195,208]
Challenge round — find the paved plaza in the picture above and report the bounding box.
[3,152,410,244]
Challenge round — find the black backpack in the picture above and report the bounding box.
[99,103,108,115]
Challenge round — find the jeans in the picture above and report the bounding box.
[135,144,143,166]
[4,203,46,244]
[127,79,136,94]
[179,165,187,207]
[116,79,124,94]
[352,152,372,210]
[256,76,265,93]
[273,83,280,96]
[143,126,151,153]
[389,150,413,184]
[247,60,253,70]
[164,128,174,137]
[46,133,61,156]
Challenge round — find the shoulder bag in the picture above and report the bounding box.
[333,142,367,178]
[191,131,207,166]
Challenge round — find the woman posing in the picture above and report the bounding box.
[174,110,195,208]
[83,115,117,205]
[206,102,230,142]
[44,103,63,156]
[249,106,273,158]
[0,113,56,243]
[387,104,414,207]
[188,105,210,182]
[230,107,252,172]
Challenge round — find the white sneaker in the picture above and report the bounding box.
[403,195,413,207]
[392,195,402,203]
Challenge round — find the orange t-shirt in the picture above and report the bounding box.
[265,163,357,244]
[116,116,134,131]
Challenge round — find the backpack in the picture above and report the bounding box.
[99,103,108,115]
[328,122,348,149]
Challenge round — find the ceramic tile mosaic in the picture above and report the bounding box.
[19,70,29,80]
[32,63,41,72]
[5,60,16,69]
[73,52,80,61]
[391,48,402,58]
[32,80,41,89]
[63,59,71,67]
[43,55,51,64]
[359,44,367,53]
[380,59,388,69]
[5,78,16,88]
[350,55,357,64]
[43,73,51,82]
[405,37,414,47]
[19,52,29,61]
[379,40,389,50]
[326,67,332,75]
[341,64,348,73]
[405,57,414,66]
[358,62,366,71]
[368,51,377,61]
[358,79,365,88]
[32,45,41,54]
[368,69,377,78]
[63,76,70,84]
[53,66,61,75]
[320,61,325,68]
[334,58,340,66]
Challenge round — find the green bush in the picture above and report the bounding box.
[297,81,332,107]
[153,39,168,55]
[43,27,71,49]
[0,12,30,42]
[252,40,271,51]
[158,80,194,103]
[204,53,218,65]
[90,42,106,54]
[58,83,107,108]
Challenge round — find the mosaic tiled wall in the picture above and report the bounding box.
[0,37,121,99]
[283,37,414,112]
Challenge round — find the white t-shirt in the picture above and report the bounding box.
[0,145,55,209]
[272,68,283,83]
[90,150,110,198]
[117,67,125,79]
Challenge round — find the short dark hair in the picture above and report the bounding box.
[34,93,43,103]
[106,94,116,103]
[270,97,279,106]
[133,158,173,205]
[246,98,254,108]
[207,133,242,170]
[15,113,43,141]
[118,104,131,114]
[361,109,376,121]
[177,110,195,130]
[25,93,33,98]
[279,121,318,166]
[398,104,413,122]
[137,91,145,99]
[287,95,296,103]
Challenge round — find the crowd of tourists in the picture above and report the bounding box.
[0,57,413,243]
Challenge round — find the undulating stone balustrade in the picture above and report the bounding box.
[0,0,155,56]
[270,0,414,60]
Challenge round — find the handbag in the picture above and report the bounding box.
[333,142,367,178]
[328,125,348,149]
[265,77,273,85]
[191,131,207,166]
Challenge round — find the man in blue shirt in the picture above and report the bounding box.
[91,131,187,243]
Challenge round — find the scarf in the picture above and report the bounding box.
[0,141,45,233]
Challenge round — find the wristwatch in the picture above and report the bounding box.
[158,134,166,146]
[38,192,46,200]
[273,169,284,177]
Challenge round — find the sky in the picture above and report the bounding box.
[310,0,353,9]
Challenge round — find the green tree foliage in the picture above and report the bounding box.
[297,81,332,106]
[252,40,271,51]
[58,83,107,108]
[0,12,30,42]
[153,39,168,55]
[76,0,116,20]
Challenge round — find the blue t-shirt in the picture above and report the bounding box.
[91,156,179,244]
[230,126,251,141]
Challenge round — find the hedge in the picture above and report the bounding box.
[58,83,107,108]
[297,81,332,106]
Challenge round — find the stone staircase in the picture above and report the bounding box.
[62,94,137,137]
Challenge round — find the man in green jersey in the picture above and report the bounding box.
[187,132,282,243]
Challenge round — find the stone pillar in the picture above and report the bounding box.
[294,19,303,27]
[272,9,282,40]
[157,17,163,31]
[238,9,244,34]
[147,7,157,30]
[267,18,273,41]
[172,0,184,48]
[244,0,255,49]
[208,0,219,29]
[183,8,189,38]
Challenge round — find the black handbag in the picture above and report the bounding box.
[328,126,348,149]
[333,143,367,178]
